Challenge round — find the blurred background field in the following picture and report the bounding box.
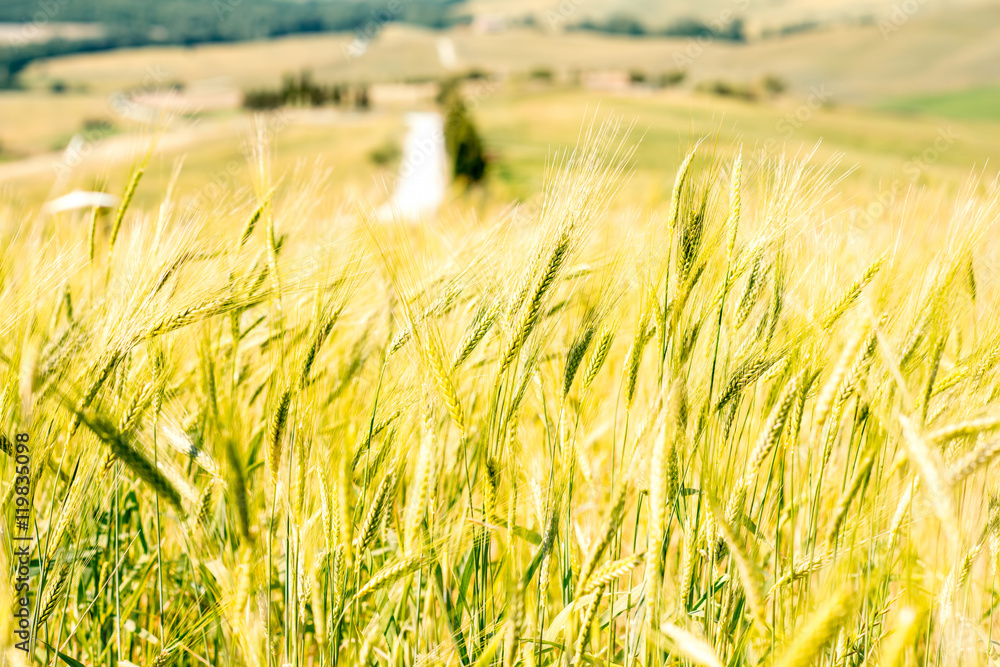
[1,0,1000,215]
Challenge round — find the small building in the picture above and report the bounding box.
[369,82,439,106]
[471,14,507,34]
[581,70,632,92]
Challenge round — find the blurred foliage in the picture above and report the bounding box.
[443,89,486,184]
[573,12,745,41]
[243,71,365,110]
[0,0,465,88]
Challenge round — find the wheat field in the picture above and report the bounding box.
[1,119,1000,667]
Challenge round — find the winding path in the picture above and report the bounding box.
[378,111,447,222]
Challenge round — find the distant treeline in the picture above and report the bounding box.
[0,0,464,88]
[242,71,370,110]
[572,13,745,41]
[0,31,151,88]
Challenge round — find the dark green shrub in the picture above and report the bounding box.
[443,91,486,184]
[659,70,687,87]
[528,67,554,82]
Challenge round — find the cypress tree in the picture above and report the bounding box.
[443,90,487,184]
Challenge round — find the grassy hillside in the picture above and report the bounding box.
[3,84,999,218]
[0,0,464,89]
[464,0,993,30]
[18,2,1000,104]
[879,87,1000,122]
[476,88,1000,198]
[0,109,399,209]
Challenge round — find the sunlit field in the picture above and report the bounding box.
[2,114,1000,666]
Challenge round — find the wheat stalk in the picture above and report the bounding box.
[581,324,615,392]
[352,556,421,602]
[403,409,437,554]
[577,481,629,591]
[268,385,292,483]
[108,165,145,257]
[654,622,724,667]
[898,414,958,541]
[774,589,853,667]
[947,436,1000,485]
[353,465,397,553]
[927,415,1000,443]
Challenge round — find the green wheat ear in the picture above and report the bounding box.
[774,589,854,667]
[108,164,146,258]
